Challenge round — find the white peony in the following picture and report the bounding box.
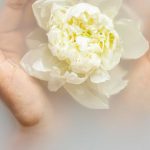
[21,0,149,109]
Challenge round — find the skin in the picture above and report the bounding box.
[119,0,150,113]
[0,0,50,126]
[0,0,149,127]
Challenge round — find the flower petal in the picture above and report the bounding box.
[90,69,110,83]
[64,72,87,84]
[48,67,65,91]
[100,0,122,18]
[21,44,58,81]
[87,0,122,18]
[32,0,69,30]
[64,83,109,109]
[48,68,87,91]
[115,19,149,59]
[47,27,62,47]
[116,3,141,22]
[21,46,49,81]
[101,49,122,70]
[66,3,101,19]
[32,0,52,30]
[100,65,128,97]
[26,28,47,49]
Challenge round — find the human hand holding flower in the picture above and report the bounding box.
[0,0,149,127]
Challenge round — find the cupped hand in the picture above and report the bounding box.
[0,0,50,126]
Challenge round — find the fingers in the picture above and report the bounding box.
[0,57,50,126]
[0,0,29,32]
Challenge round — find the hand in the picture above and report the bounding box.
[0,0,149,127]
[0,0,49,126]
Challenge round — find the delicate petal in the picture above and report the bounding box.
[100,66,128,97]
[21,45,50,80]
[99,0,122,18]
[115,19,149,59]
[116,3,141,22]
[48,67,65,91]
[76,36,90,52]
[87,0,123,18]
[32,0,69,30]
[70,54,101,74]
[21,44,61,81]
[32,0,52,30]
[47,27,62,47]
[64,72,87,84]
[26,28,47,49]
[48,68,87,91]
[101,49,122,70]
[49,3,68,26]
[66,3,100,19]
[90,69,110,83]
[64,83,109,109]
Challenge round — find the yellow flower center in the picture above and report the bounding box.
[47,5,121,74]
[66,12,118,55]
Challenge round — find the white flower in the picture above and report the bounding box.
[21,0,149,109]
